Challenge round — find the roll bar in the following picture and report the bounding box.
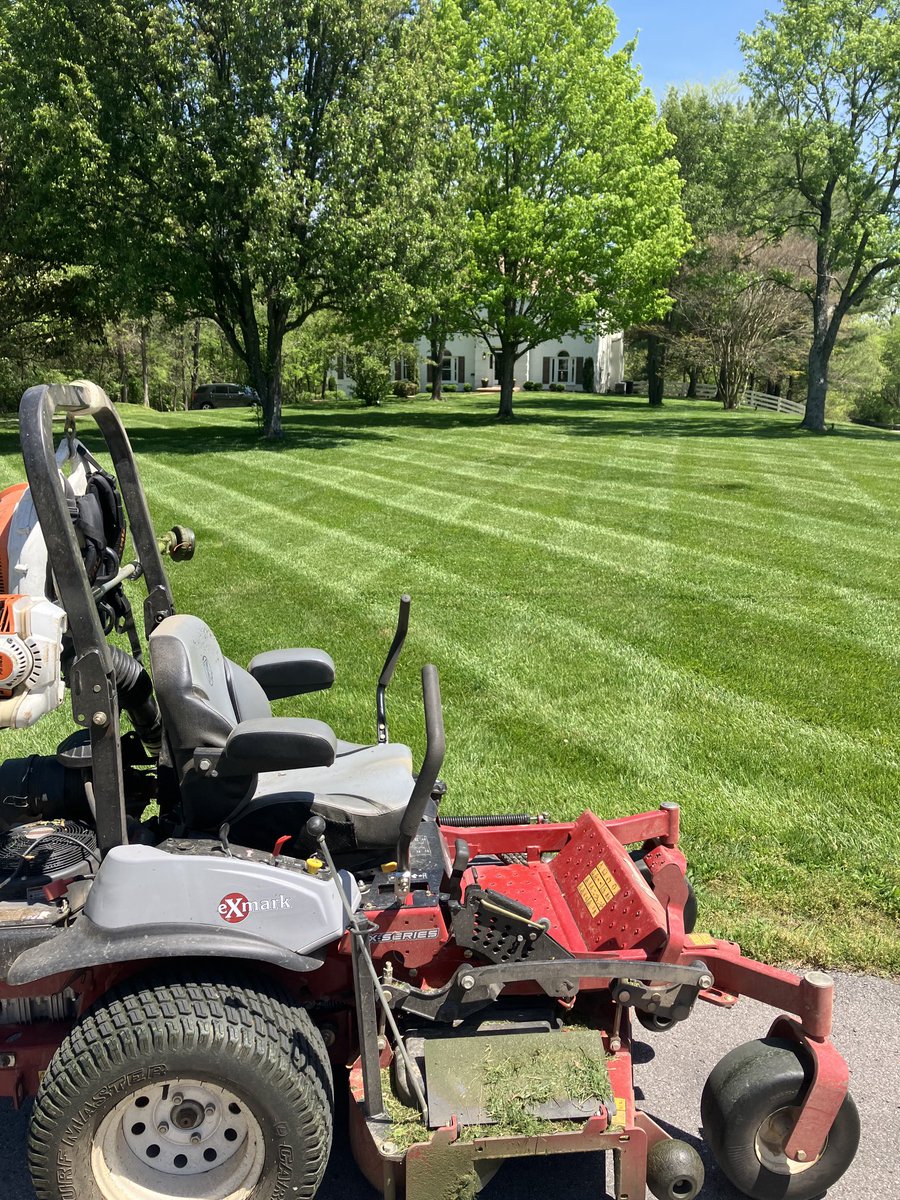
[18,381,176,852]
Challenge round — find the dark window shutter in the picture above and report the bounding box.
[542,357,551,385]
[575,357,584,385]
[426,362,435,383]
[457,355,465,383]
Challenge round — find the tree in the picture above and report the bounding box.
[742,0,900,431]
[677,234,808,408]
[400,73,476,404]
[451,0,689,419]
[652,87,777,401]
[2,0,442,437]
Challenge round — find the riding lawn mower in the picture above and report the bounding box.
[0,381,860,1200]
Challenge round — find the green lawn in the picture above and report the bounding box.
[2,393,898,973]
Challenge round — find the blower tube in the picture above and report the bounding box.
[109,647,162,751]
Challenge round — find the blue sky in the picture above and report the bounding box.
[612,2,774,97]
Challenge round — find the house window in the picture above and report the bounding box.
[336,353,348,380]
[557,351,570,384]
[442,352,453,382]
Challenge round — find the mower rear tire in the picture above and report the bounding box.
[700,1038,859,1200]
[28,965,333,1200]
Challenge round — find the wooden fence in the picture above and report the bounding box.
[631,380,804,415]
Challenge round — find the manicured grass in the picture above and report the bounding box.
[1,393,898,972]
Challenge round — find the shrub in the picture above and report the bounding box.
[326,376,338,392]
[548,381,566,392]
[582,358,595,394]
[393,380,417,398]
[522,380,540,391]
[851,393,900,426]
[444,384,457,392]
[463,382,474,392]
[352,354,391,407]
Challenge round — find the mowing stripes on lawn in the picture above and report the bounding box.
[148,453,899,770]
[227,449,900,668]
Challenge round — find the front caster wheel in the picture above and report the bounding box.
[701,1038,859,1200]
[28,967,334,1200]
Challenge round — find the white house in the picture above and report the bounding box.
[335,329,625,394]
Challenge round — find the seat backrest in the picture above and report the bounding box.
[149,614,271,770]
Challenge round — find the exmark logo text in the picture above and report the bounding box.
[218,892,293,923]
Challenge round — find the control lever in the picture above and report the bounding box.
[447,837,470,903]
[395,664,446,880]
[376,594,410,744]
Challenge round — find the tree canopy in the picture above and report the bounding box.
[450,0,690,418]
[1,0,442,436]
[742,0,900,431]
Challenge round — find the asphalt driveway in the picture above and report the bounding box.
[1,970,896,1198]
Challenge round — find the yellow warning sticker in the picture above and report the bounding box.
[577,860,620,917]
[685,932,717,948]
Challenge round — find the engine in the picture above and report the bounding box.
[0,594,66,729]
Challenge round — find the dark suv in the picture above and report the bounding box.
[191,383,260,409]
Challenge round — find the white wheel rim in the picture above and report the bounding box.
[755,1105,823,1176]
[92,1078,266,1199]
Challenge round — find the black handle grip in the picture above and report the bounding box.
[397,665,446,864]
[378,594,411,688]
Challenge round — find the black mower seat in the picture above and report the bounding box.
[248,740,415,849]
[148,614,414,851]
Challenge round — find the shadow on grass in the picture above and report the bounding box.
[1,394,895,466]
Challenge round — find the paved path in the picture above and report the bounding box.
[2,970,897,1198]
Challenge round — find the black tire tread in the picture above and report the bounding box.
[28,963,332,1200]
[701,1038,859,1200]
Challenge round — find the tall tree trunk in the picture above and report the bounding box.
[140,319,150,407]
[246,355,284,437]
[803,199,836,433]
[189,318,201,406]
[687,365,699,398]
[804,341,829,432]
[496,346,516,419]
[647,333,665,406]
[803,271,835,432]
[115,328,128,404]
[178,327,187,411]
[429,335,445,402]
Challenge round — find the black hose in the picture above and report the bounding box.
[109,647,162,750]
[438,813,534,828]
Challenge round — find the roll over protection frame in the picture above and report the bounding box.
[18,382,175,854]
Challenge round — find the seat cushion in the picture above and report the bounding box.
[237,741,415,849]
